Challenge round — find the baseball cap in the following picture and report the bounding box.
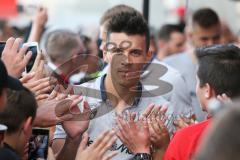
[0,60,23,90]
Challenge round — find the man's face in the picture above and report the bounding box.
[167,32,186,54]
[191,24,221,48]
[107,32,150,87]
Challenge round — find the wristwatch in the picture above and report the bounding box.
[132,153,152,160]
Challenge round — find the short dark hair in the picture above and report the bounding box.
[100,4,134,26]
[158,24,183,41]
[106,9,150,51]
[192,8,220,29]
[196,44,240,98]
[0,87,37,134]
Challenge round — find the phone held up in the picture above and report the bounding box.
[28,128,49,160]
[0,41,39,73]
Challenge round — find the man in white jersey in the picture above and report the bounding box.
[52,8,172,160]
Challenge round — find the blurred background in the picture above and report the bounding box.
[1,0,240,40]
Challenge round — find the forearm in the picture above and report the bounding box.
[28,24,44,43]
[56,136,82,160]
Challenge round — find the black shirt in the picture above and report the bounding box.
[0,143,21,160]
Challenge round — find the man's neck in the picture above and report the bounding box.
[105,74,140,113]
[186,48,197,64]
[156,49,168,61]
[4,133,22,156]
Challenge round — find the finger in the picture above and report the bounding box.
[97,131,116,152]
[92,130,110,148]
[47,147,55,160]
[151,117,161,135]
[57,85,74,99]
[22,51,32,69]
[82,101,90,111]
[116,118,129,143]
[102,151,118,160]
[69,96,83,114]
[32,78,53,91]
[78,132,88,151]
[35,85,55,96]
[48,85,60,100]
[151,105,161,118]
[129,112,136,122]
[31,51,42,71]
[57,113,74,122]
[12,38,22,53]
[141,117,149,133]
[160,105,168,114]
[20,72,35,83]
[117,116,129,131]
[36,94,49,101]
[141,103,155,118]
[55,99,73,117]
[37,60,45,74]
[3,37,15,52]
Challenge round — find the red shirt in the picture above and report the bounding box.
[163,119,211,160]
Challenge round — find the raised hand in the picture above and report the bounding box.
[216,93,231,103]
[173,116,196,131]
[115,112,151,154]
[148,114,170,150]
[1,37,32,78]
[28,6,48,43]
[28,51,46,81]
[62,101,91,139]
[75,131,118,160]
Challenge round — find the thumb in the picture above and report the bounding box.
[47,147,56,160]
[83,101,91,112]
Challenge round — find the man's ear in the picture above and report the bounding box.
[204,83,215,99]
[146,50,153,62]
[22,117,33,136]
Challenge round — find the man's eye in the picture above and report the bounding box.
[112,48,124,54]
[131,51,142,56]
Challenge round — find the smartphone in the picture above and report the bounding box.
[23,42,39,72]
[28,128,49,160]
[0,42,6,57]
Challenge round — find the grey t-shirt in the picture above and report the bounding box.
[54,75,169,160]
[141,58,193,117]
[163,52,207,121]
[102,58,193,118]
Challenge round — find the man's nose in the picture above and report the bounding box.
[121,53,132,65]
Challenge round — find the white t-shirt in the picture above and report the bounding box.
[54,75,169,160]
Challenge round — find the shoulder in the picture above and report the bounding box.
[163,52,188,63]
[0,146,20,160]
[164,119,211,159]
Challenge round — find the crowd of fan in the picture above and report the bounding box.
[0,4,240,160]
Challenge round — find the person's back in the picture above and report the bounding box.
[163,44,240,160]
[0,87,37,160]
